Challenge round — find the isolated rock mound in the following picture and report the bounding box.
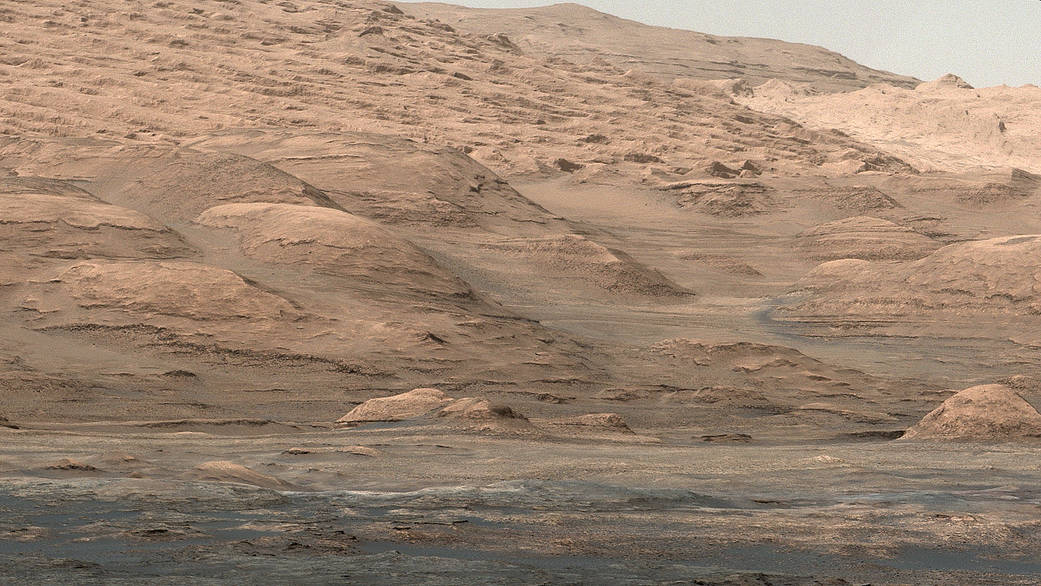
[674,252,763,277]
[648,338,891,414]
[192,461,297,490]
[546,413,633,433]
[336,390,537,434]
[569,413,631,430]
[56,260,295,321]
[795,216,938,261]
[917,73,975,91]
[46,458,98,472]
[533,412,659,441]
[893,168,1041,207]
[800,185,900,212]
[904,384,1041,441]
[437,398,537,435]
[954,168,1041,205]
[438,397,525,421]
[337,388,452,424]
[660,182,775,217]
[495,235,692,297]
[652,339,814,369]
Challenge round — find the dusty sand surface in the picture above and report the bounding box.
[2,1,1041,583]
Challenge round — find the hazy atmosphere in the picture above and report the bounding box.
[5,0,1041,582]
[403,0,1041,87]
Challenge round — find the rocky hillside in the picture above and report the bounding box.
[0,0,911,183]
[400,2,920,91]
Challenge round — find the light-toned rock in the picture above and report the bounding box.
[740,75,1041,174]
[192,461,296,490]
[337,388,451,424]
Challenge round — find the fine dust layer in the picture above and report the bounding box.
[2,428,1041,584]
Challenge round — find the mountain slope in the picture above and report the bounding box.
[739,75,1041,173]
[0,0,911,184]
[398,2,919,92]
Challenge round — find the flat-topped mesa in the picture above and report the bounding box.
[904,384,1041,441]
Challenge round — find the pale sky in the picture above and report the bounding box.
[399,1,1041,88]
